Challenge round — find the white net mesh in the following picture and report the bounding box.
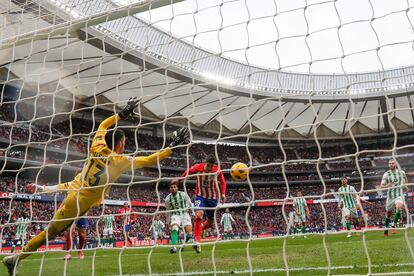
[2,0,414,275]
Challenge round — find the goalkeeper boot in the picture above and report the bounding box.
[391,228,397,235]
[3,255,19,276]
[384,230,389,237]
[170,247,177,254]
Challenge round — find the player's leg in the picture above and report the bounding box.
[392,198,405,234]
[202,198,218,232]
[11,236,19,254]
[384,199,394,237]
[123,224,132,246]
[193,196,205,243]
[183,214,194,244]
[108,229,114,248]
[169,215,180,254]
[301,215,307,238]
[341,208,352,237]
[76,218,88,259]
[64,224,75,260]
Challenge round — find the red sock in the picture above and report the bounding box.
[79,234,86,250]
[65,231,73,251]
[202,220,212,231]
[194,218,203,242]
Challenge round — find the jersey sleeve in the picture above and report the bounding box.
[132,148,173,169]
[184,193,193,209]
[180,164,201,179]
[164,195,171,210]
[218,170,227,196]
[90,114,119,154]
[381,172,388,185]
[401,170,407,183]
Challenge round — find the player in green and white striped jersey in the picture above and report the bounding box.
[380,159,408,237]
[292,191,310,238]
[150,214,165,244]
[165,181,195,254]
[101,210,115,247]
[338,175,359,238]
[220,209,235,240]
[12,216,30,253]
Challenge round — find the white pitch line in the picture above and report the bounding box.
[116,262,414,276]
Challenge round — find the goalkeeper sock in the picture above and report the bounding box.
[346,222,351,231]
[301,226,306,234]
[194,218,203,242]
[393,211,401,226]
[11,244,15,253]
[171,230,178,245]
[385,217,390,228]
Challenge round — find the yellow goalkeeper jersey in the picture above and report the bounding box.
[57,114,172,205]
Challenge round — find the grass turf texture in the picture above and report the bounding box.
[2,230,414,275]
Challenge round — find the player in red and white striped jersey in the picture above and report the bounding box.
[118,202,136,247]
[179,154,227,252]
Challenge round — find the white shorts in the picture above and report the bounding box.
[14,234,25,242]
[342,207,358,219]
[170,213,192,227]
[223,226,233,232]
[103,228,113,236]
[294,214,307,224]
[386,196,405,212]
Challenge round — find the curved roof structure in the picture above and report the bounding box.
[2,0,414,139]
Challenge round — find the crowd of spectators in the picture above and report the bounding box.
[2,101,414,248]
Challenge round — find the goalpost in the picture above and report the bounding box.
[1,0,414,275]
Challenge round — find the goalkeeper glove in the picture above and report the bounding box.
[118,97,140,119]
[169,127,190,147]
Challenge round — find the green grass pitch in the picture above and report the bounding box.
[2,230,414,275]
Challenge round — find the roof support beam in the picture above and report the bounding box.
[379,97,390,132]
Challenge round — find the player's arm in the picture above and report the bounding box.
[338,192,343,209]
[132,148,173,168]
[164,196,172,221]
[230,214,235,222]
[351,186,360,206]
[305,204,310,217]
[218,170,227,203]
[27,181,77,194]
[184,193,195,216]
[379,173,392,188]
[132,127,189,168]
[402,171,409,192]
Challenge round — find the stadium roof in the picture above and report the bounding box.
[2,0,414,139]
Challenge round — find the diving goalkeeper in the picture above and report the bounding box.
[3,98,190,275]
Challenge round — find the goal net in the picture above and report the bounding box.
[1,0,414,275]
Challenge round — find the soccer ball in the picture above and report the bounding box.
[230,162,249,181]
